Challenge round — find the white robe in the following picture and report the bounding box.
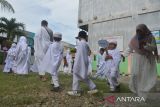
[73,39,90,80]
[32,27,51,75]
[14,36,30,75]
[124,47,157,98]
[24,47,31,72]
[88,56,92,75]
[72,39,96,90]
[39,42,63,75]
[103,51,116,78]
[107,48,121,77]
[3,44,16,73]
[64,50,72,74]
[107,49,121,90]
[95,54,106,79]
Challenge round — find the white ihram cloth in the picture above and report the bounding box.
[123,39,157,98]
[106,49,121,90]
[72,39,96,91]
[14,36,30,75]
[32,27,51,75]
[39,42,63,75]
[88,56,92,75]
[39,42,63,87]
[3,43,16,73]
[65,49,72,74]
[95,54,106,79]
[108,49,121,75]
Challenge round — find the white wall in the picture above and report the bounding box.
[79,0,160,53]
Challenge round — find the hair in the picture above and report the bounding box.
[109,43,117,47]
[41,20,48,26]
[100,48,105,52]
[63,56,66,59]
[78,31,88,40]
[80,35,88,40]
[53,37,62,42]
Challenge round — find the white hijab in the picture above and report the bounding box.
[7,43,17,56]
[17,36,28,51]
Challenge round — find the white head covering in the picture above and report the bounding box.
[18,36,27,44]
[109,40,117,45]
[7,43,17,56]
[17,36,27,51]
[11,43,16,48]
[53,32,62,39]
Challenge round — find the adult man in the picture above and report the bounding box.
[32,20,53,81]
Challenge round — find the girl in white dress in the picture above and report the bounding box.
[14,36,31,75]
[3,43,16,73]
[94,48,106,79]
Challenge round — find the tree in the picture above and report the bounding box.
[0,0,15,13]
[0,17,25,41]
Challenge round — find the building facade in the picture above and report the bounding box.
[78,0,160,54]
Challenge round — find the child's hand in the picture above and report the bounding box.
[105,55,113,60]
[121,54,125,62]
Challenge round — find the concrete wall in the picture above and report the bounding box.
[78,0,160,52]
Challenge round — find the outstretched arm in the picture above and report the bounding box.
[123,47,133,57]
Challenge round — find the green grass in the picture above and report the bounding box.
[0,71,130,107]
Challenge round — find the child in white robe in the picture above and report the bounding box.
[67,31,98,96]
[63,56,69,74]
[64,49,72,74]
[105,40,121,92]
[94,48,106,79]
[39,32,63,92]
[3,43,16,73]
[14,36,31,75]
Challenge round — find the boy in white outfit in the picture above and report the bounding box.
[67,31,98,96]
[39,32,63,92]
[105,40,121,92]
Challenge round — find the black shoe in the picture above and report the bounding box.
[51,87,61,92]
[107,82,110,86]
[116,85,120,92]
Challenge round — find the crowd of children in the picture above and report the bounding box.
[3,22,159,98]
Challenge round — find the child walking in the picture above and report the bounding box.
[105,40,121,92]
[39,32,63,92]
[67,31,98,96]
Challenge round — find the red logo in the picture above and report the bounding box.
[105,95,116,104]
[98,95,116,106]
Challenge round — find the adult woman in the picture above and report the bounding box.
[123,24,158,98]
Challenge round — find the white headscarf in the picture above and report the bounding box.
[17,36,27,51]
[7,43,17,56]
